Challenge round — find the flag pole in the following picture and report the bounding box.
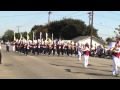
[33,31,34,42]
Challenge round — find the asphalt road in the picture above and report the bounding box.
[0,45,120,79]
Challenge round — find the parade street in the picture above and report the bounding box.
[0,45,120,79]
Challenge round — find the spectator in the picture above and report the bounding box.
[6,40,10,52]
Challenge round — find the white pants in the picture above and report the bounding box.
[84,54,89,67]
[13,45,15,51]
[112,55,119,75]
[118,58,120,67]
[78,51,82,61]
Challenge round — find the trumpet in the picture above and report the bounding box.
[110,47,119,54]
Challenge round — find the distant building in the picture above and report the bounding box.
[72,36,105,48]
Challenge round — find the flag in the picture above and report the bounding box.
[40,32,42,40]
[14,31,16,41]
[46,32,48,40]
[20,33,23,40]
[27,33,30,40]
[33,31,34,41]
[52,33,53,41]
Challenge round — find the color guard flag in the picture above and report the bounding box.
[46,33,48,40]
[52,33,53,41]
[33,31,34,41]
[20,33,23,40]
[14,33,16,41]
[40,32,42,40]
[27,33,30,40]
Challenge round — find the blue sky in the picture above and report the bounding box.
[0,11,119,40]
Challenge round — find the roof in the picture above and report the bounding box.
[72,36,89,43]
[72,36,105,44]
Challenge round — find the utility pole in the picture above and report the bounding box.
[48,11,52,40]
[16,26,21,40]
[48,11,52,25]
[88,11,92,26]
[16,26,20,33]
[90,11,93,48]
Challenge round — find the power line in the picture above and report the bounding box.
[0,12,44,18]
[95,13,120,21]
[107,11,120,16]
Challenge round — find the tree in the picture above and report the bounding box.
[48,18,99,40]
[4,29,14,36]
[30,18,100,41]
[106,37,112,45]
[31,25,43,32]
[30,25,48,40]
[2,29,14,42]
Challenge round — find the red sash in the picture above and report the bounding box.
[85,50,89,55]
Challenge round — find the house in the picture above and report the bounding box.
[71,36,105,49]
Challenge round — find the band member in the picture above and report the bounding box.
[23,42,27,55]
[52,42,56,56]
[40,41,44,54]
[26,42,30,56]
[71,42,75,57]
[67,43,71,57]
[56,41,61,56]
[20,41,24,54]
[82,43,90,68]
[110,41,120,76]
[77,43,82,61]
[12,41,16,52]
[74,43,78,56]
[43,40,47,55]
[32,42,37,55]
[37,42,41,55]
[48,42,52,56]
[15,40,18,52]
[61,43,65,56]
[64,43,67,55]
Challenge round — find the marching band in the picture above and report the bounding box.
[11,38,92,69]
[13,39,81,57]
[3,36,120,76]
